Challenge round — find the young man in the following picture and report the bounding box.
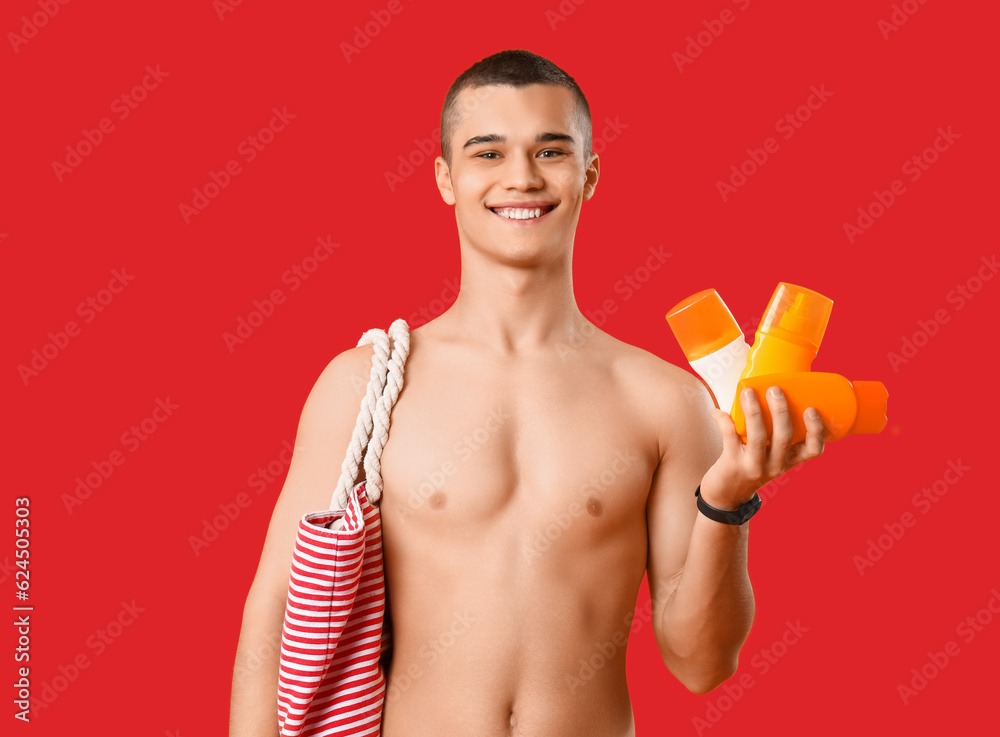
[230,50,829,736]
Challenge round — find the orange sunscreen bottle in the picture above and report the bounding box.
[665,289,750,413]
[737,282,834,392]
[732,372,888,444]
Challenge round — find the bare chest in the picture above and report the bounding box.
[376,347,658,541]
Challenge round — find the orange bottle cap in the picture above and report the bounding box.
[850,381,888,434]
[665,288,743,361]
[759,283,834,352]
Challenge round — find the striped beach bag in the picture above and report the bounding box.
[277,319,410,736]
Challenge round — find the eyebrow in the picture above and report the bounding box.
[462,131,576,150]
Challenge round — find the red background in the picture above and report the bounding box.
[3,0,997,734]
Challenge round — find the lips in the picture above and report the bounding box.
[487,202,558,211]
[486,202,558,221]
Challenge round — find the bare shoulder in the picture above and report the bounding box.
[297,341,383,461]
[600,329,707,401]
[599,329,716,458]
[245,340,382,605]
[313,342,376,396]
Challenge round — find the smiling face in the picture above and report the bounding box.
[434,83,599,265]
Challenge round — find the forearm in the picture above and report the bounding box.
[655,511,754,693]
[230,591,286,737]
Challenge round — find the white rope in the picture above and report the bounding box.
[331,318,410,509]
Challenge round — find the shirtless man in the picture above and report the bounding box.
[229,49,829,736]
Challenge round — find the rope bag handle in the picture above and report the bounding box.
[330,318,410,509]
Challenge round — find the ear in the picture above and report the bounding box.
[434,156,455,205]
[582,153,600,202]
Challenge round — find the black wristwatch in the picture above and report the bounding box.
[695,485,762,525]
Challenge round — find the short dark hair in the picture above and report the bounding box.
[439,49,593,169]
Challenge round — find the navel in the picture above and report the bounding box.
[586,496,603,516]
[429,491,447,510]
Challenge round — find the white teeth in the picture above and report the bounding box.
[493,207,545,220]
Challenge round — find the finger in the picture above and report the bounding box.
[765,386,794,475]
[740,388,767,479]
[710,408,742,458]
[786,407,826,465]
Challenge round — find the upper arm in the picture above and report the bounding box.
[244,344,375,608]
[644,369,723,610]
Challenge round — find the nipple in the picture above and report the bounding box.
[429,491,447,510]
[586,497,603,516]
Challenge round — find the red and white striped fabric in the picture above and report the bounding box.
[277,318,409,736]
[276,479,390,736]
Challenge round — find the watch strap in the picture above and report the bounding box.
[695,485,762,525]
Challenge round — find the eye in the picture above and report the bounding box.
[477,152,500,160]
[540,150,566,158]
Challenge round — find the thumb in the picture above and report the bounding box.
[710,408,741,455]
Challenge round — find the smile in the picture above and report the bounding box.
[487,203,557,222]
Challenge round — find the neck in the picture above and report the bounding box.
[440,247,587,357]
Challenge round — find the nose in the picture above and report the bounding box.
[501,150,544,190]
